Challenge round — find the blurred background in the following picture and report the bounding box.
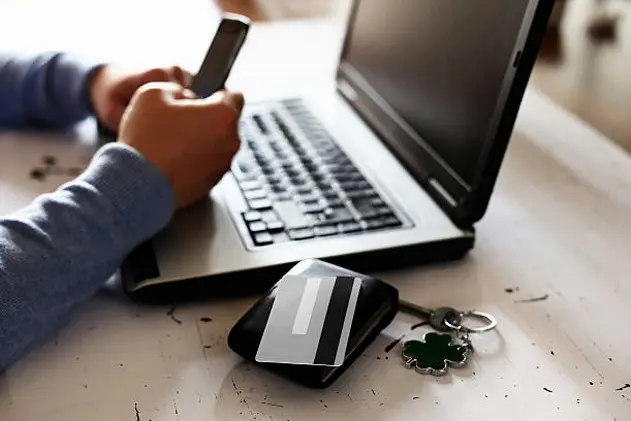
[214,0,631,155]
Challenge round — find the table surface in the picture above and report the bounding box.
[1,1,631,420]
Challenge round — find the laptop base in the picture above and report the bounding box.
[121,233,474,304]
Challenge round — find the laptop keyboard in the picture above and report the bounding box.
[231,98,404,247]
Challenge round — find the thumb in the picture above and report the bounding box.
[201,90,244,115]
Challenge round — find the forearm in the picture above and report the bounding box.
[0,52,103,129]
[0,143,174,371]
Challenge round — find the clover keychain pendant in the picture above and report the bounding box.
[397,303,497,376]
[402,332,468,376]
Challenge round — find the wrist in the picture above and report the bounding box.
[84,64,108,116]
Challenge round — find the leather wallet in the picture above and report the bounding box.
[227,259,399,388]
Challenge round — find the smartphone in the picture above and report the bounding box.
[190,13,250,98]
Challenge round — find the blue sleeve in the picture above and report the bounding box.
[0,143,175,371]
[0,52,104,129]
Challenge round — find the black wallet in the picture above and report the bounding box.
[227,259,399,388]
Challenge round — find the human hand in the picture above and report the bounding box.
[118,82,244,209]
[90,65,192,132]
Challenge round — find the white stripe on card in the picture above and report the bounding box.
[291,277,322,335]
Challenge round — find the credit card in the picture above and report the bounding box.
[255,275,362,367]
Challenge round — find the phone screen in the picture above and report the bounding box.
[191,21,247,98]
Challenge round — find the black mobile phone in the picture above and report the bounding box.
[190,13,250,98]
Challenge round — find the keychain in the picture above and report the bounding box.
[396,301,497,376]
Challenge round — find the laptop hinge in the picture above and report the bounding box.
[338,79,359,102]
[428,177,458,208]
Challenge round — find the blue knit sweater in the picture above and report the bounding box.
[0,53,175,371]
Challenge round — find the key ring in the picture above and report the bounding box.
[443,310,497,333]
[398,300,497,334]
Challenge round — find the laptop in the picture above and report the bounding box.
[118,0,554,302]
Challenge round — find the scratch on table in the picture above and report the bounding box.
[563,333,582,353]
[410,321,429,330]
[562,339,606,380]
[615,383,630,391]
[543,387,553,393]
[167,307,182,325]
[515,294,549,303]
[194,319,207,359]
[384,335,404,353]
[134,402,141,421]
[260,401,284,408]
[173,399,179,415]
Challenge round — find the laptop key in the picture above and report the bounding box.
[298,192,320,203]
[271,232,290,243]
[270,184,287,194]
[240,180,261,191]
[383,216,402,227]
[314,225,338,237]
[274,201,311,229]
[252,114,269,134]
[270,192,292,201]
[244,189,267,201]
[321,208,354,224]
[249,198,273,210]
[375,206,393,216]
[301,202,324,214]
[351,198,379,219]
[288,228,315,240]
[266,220,285,232]
[346,189,378,199]
[339,222,362,233]
[370,197,385,207]
[295,185,313,195]
[248,222,267,233]
[320,188,338,199]
[253,232,273,246]
[365,219,386,230]
[350,172,366,182]
[243,211,262,222]
[324,197,344,208]
[260,210,279,222]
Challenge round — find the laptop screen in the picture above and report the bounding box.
[341,0,533,188]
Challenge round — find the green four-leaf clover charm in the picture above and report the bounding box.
[401,332,468,376]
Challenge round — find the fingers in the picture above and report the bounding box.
[170,66,193,88]
[133,81,187,100]
[172,88,197,100]
[171,88,244,119]
[190,90,244,114]
[221,91,245,115]
[123,66,192,97]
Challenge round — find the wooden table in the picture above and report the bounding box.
[1,1,631,420]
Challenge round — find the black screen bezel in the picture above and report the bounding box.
[334,0,554,228]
